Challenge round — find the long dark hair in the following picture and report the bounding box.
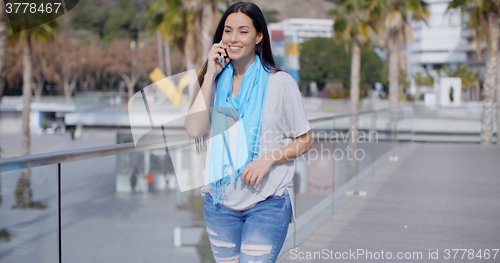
[193,2,282,153]
[197,2,281,86]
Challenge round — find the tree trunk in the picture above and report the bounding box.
[350,40,361,118]
[157,30,164,73]
[496,32,500,143]
[93,72,100,91]
[85,73,95,92]
[17,33,33,208]
[388,31,399,108]
[22,36,32,156]
[33,72,44,101]
[201,2,212,62]
[70,75,77,97]
[119,72,138,100]
[0,1,7,203]
[349,39,361,180]
[63,74,71,101]
[0,0,7,99]
[193,7,203,69]
[90,75,96,91]
[63,73,78,101]
[476,80,480,101]
[127,76,136,99]
[184,30,196,71]
[482,14,498,145]
[164,40,172,77]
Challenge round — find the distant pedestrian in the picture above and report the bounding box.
[146,170,154,193]
[52,121,58,133]
[130,168,138,194]
[165,169,173,191]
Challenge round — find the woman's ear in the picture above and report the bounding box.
[256,32,263,45]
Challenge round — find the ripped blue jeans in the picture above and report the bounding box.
[203,189,291,263]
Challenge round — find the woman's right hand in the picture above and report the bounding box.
[206,40,230,77]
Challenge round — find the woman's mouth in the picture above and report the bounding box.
[229,46,242,52]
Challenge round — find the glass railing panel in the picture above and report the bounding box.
[0,106,423,263]
[277,116,337,261]
[294,116,335,219]
[60,139,209,263]
[412,105,483,143]
[0,165,59,263]
[278,107,414,261]
[352,111,380,194]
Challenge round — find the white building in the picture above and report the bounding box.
[268,18,334,44]
[407,0,466,81]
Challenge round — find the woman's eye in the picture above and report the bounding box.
[224,30,231,33]
[241,31,247,34]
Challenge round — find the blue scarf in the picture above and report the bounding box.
[209,54,269,204]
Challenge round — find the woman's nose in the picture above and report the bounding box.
[230,34,238,43]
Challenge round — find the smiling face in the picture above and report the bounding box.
[222,12,263,63]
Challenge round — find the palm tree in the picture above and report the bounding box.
[0,0,7,237]
[329,0,385,179]
[147,0,197,72]
[330,0,384,115]
[11,21,59,208]
[147,0,228,74]
[382,0,429,108]
[0,0,7,99]
[0,0,8,206]
[448,0,500,144]
[147,0,227,109]
[147,0,186,69]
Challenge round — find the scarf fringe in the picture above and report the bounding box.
[233,168,245,189]
[211,167,247,204]
[210,176,231,204]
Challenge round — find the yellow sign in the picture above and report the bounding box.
[285,43,299,56]
[149,68,190,107]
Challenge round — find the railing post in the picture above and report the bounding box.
[411,106,415,143]
[58,163,62,263]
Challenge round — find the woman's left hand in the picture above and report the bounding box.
[241,153,274,188]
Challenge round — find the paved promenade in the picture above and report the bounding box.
[282,143,500,262]
[2,130,499,263]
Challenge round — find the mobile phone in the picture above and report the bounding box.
[220,48,228,68]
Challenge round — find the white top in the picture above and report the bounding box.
[200,71,311,222]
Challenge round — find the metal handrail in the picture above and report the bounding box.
[0,107,409,173]
[0,135,188,172]
[307,109,377,124]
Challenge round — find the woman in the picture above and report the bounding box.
[184,2,312,262]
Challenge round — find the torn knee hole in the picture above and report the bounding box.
[206,227,218,236]
[214,255,239,263]
[241,243,272,256]
[209,238,236,248]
